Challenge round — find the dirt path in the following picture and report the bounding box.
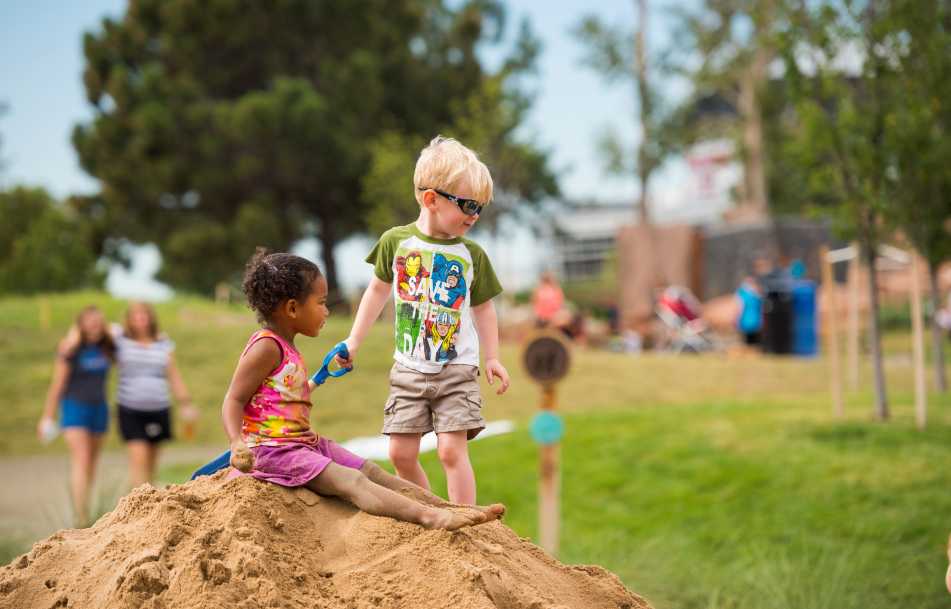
[0,445,221,547]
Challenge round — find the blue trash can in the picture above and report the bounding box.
[791,280,818,356]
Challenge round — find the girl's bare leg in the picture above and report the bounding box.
[359,461,505,521]
[388,433,431,490]
[360,460,448,506]
[308,462,503,530]
[64,429,99,526]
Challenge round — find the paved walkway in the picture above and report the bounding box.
[0,445,221,546]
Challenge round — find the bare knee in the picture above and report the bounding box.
[389,444,420,472]
[437,443,467,469]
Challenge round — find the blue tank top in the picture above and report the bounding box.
[63,344,111,405]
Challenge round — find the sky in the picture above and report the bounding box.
[0,0,709,298]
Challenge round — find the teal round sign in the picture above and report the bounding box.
[530,411,565,445]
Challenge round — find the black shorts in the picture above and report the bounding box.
[743,331,761,346]
[118,405,172,443]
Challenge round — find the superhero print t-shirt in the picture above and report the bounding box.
[366,223,502,373]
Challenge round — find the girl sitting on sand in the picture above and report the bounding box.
[221,249,504,530]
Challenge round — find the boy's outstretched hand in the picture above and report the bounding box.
[334,338,356,369]
[484,358,510,395]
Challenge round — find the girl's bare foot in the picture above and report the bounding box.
[420,507,478,530]
[418,503,506,530]
[459,503,506,524]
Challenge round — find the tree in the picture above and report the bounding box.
[574,2,675,225]
[0,187,103,294]
[362,32,559,238]
[778,0,904,420]
[73,0,554,297]
[675,0,778,217]
[883,0,951,392]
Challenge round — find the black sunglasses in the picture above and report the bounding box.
[417,187,485,217]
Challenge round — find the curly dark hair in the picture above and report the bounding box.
[242,248,323,323]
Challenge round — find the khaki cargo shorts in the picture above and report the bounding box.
[382,362,485,439]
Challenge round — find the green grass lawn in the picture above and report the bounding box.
[3,292,951,608]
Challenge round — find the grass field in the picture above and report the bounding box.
[3,292,951,608]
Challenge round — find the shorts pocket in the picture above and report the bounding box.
[465,392,482,417]
[384,396,398,415]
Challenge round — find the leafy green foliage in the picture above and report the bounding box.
[73,0,555,294]
[0,188,103,294]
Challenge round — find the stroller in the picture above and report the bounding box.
[655,286,715,354]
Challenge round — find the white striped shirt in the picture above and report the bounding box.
[113,327,174,412]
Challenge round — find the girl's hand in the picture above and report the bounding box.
[230,439,254,473]
[37,416,59,444]
[484,358,511,395]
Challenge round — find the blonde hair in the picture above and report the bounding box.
[413,136,493,205]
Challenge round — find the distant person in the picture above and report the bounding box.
[532,271,565,327]
[113,302,195,487]
[735,276,764,346]
[38,306,115,525]
[222,249,503,530]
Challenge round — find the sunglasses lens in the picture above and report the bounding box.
[465,201,481,216]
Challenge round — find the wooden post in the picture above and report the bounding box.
[538,386,559,555]
[524,333,569,557]
[909,254,927,429]
[847,246,860,390]
[821,246,843,418]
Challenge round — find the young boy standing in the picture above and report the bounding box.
[339,136,510,505]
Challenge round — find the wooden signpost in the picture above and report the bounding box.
[522,331,571,556]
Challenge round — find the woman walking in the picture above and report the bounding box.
[114,302,195,487]
[38,306,114,525]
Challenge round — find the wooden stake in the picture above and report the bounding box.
[847,246,860,390]
[538,385,559,556]
[821,246,843,418]
[539,442,560,556]
[909,254,927,429]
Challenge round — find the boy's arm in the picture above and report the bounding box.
[339,276,391,365]
[221,339,281,471]
[472,300,510,395]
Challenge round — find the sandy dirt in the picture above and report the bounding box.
[0,472,652,609]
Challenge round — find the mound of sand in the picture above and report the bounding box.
[0,473,651,609]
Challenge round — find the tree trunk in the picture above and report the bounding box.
[738,51,769,217]
[634,0,652,226]
[928,262,948,392]
[317,219,343,309]
[864,242,889,420]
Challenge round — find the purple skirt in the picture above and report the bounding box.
[227,437,366,487]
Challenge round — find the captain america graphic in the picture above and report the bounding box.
[431,254,467,309]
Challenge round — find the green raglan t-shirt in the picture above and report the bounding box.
[366,223,502,373]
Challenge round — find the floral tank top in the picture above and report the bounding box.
[241,329,317,447]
